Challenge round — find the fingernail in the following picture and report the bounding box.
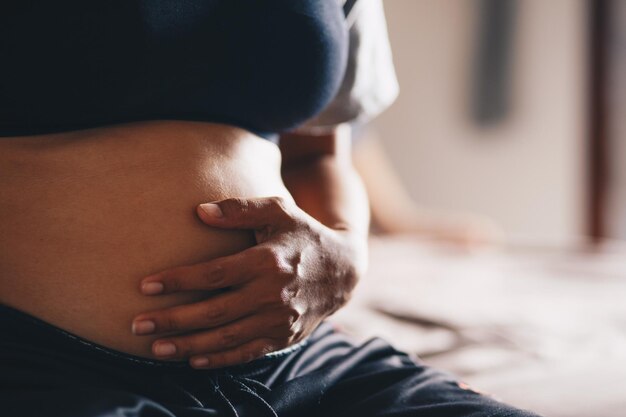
[154,342,177,357]
[141,281,164,295]
[132,320,155,335]
[199,203,223,218]
[191,357,209,368]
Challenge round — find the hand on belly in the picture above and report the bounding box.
[0,121,297,358]
[130,195,359,369]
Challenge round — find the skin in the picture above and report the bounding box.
[0,120,367,360]
[129,123,371,368]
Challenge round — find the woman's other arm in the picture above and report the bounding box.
[279,123,370,277]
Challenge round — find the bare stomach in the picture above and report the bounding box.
[0,120,291,358]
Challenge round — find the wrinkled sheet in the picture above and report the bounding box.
[332,237,626,417]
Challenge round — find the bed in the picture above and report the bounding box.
[332,236,626,417]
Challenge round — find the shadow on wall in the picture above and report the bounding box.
[372,0,587,246]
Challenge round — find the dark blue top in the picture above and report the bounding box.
[0,0,349,140]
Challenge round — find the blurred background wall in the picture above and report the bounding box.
[607,0,626,239]
[372,0,588,245]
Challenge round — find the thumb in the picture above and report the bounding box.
[196,197,295,231]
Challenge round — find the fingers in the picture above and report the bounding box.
[189,338,280,369]
[148,314,281,364]
[196,196,297,232]
[132,290,254,336]
[140,252,254,295]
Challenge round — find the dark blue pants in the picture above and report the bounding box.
[0,305,540,417]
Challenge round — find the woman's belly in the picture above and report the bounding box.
[0,120,291,358]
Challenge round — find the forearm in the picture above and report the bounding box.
[279,124,370,274]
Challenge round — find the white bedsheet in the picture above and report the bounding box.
[332,237,626,417]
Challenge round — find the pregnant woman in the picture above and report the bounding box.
[0,1,539,416]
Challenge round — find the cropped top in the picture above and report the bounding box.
[0,0,350,139]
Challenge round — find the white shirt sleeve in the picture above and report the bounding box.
[294,0,399,134]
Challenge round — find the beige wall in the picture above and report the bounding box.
[373,0,587,244]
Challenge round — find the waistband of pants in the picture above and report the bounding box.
[0,304,310,374]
